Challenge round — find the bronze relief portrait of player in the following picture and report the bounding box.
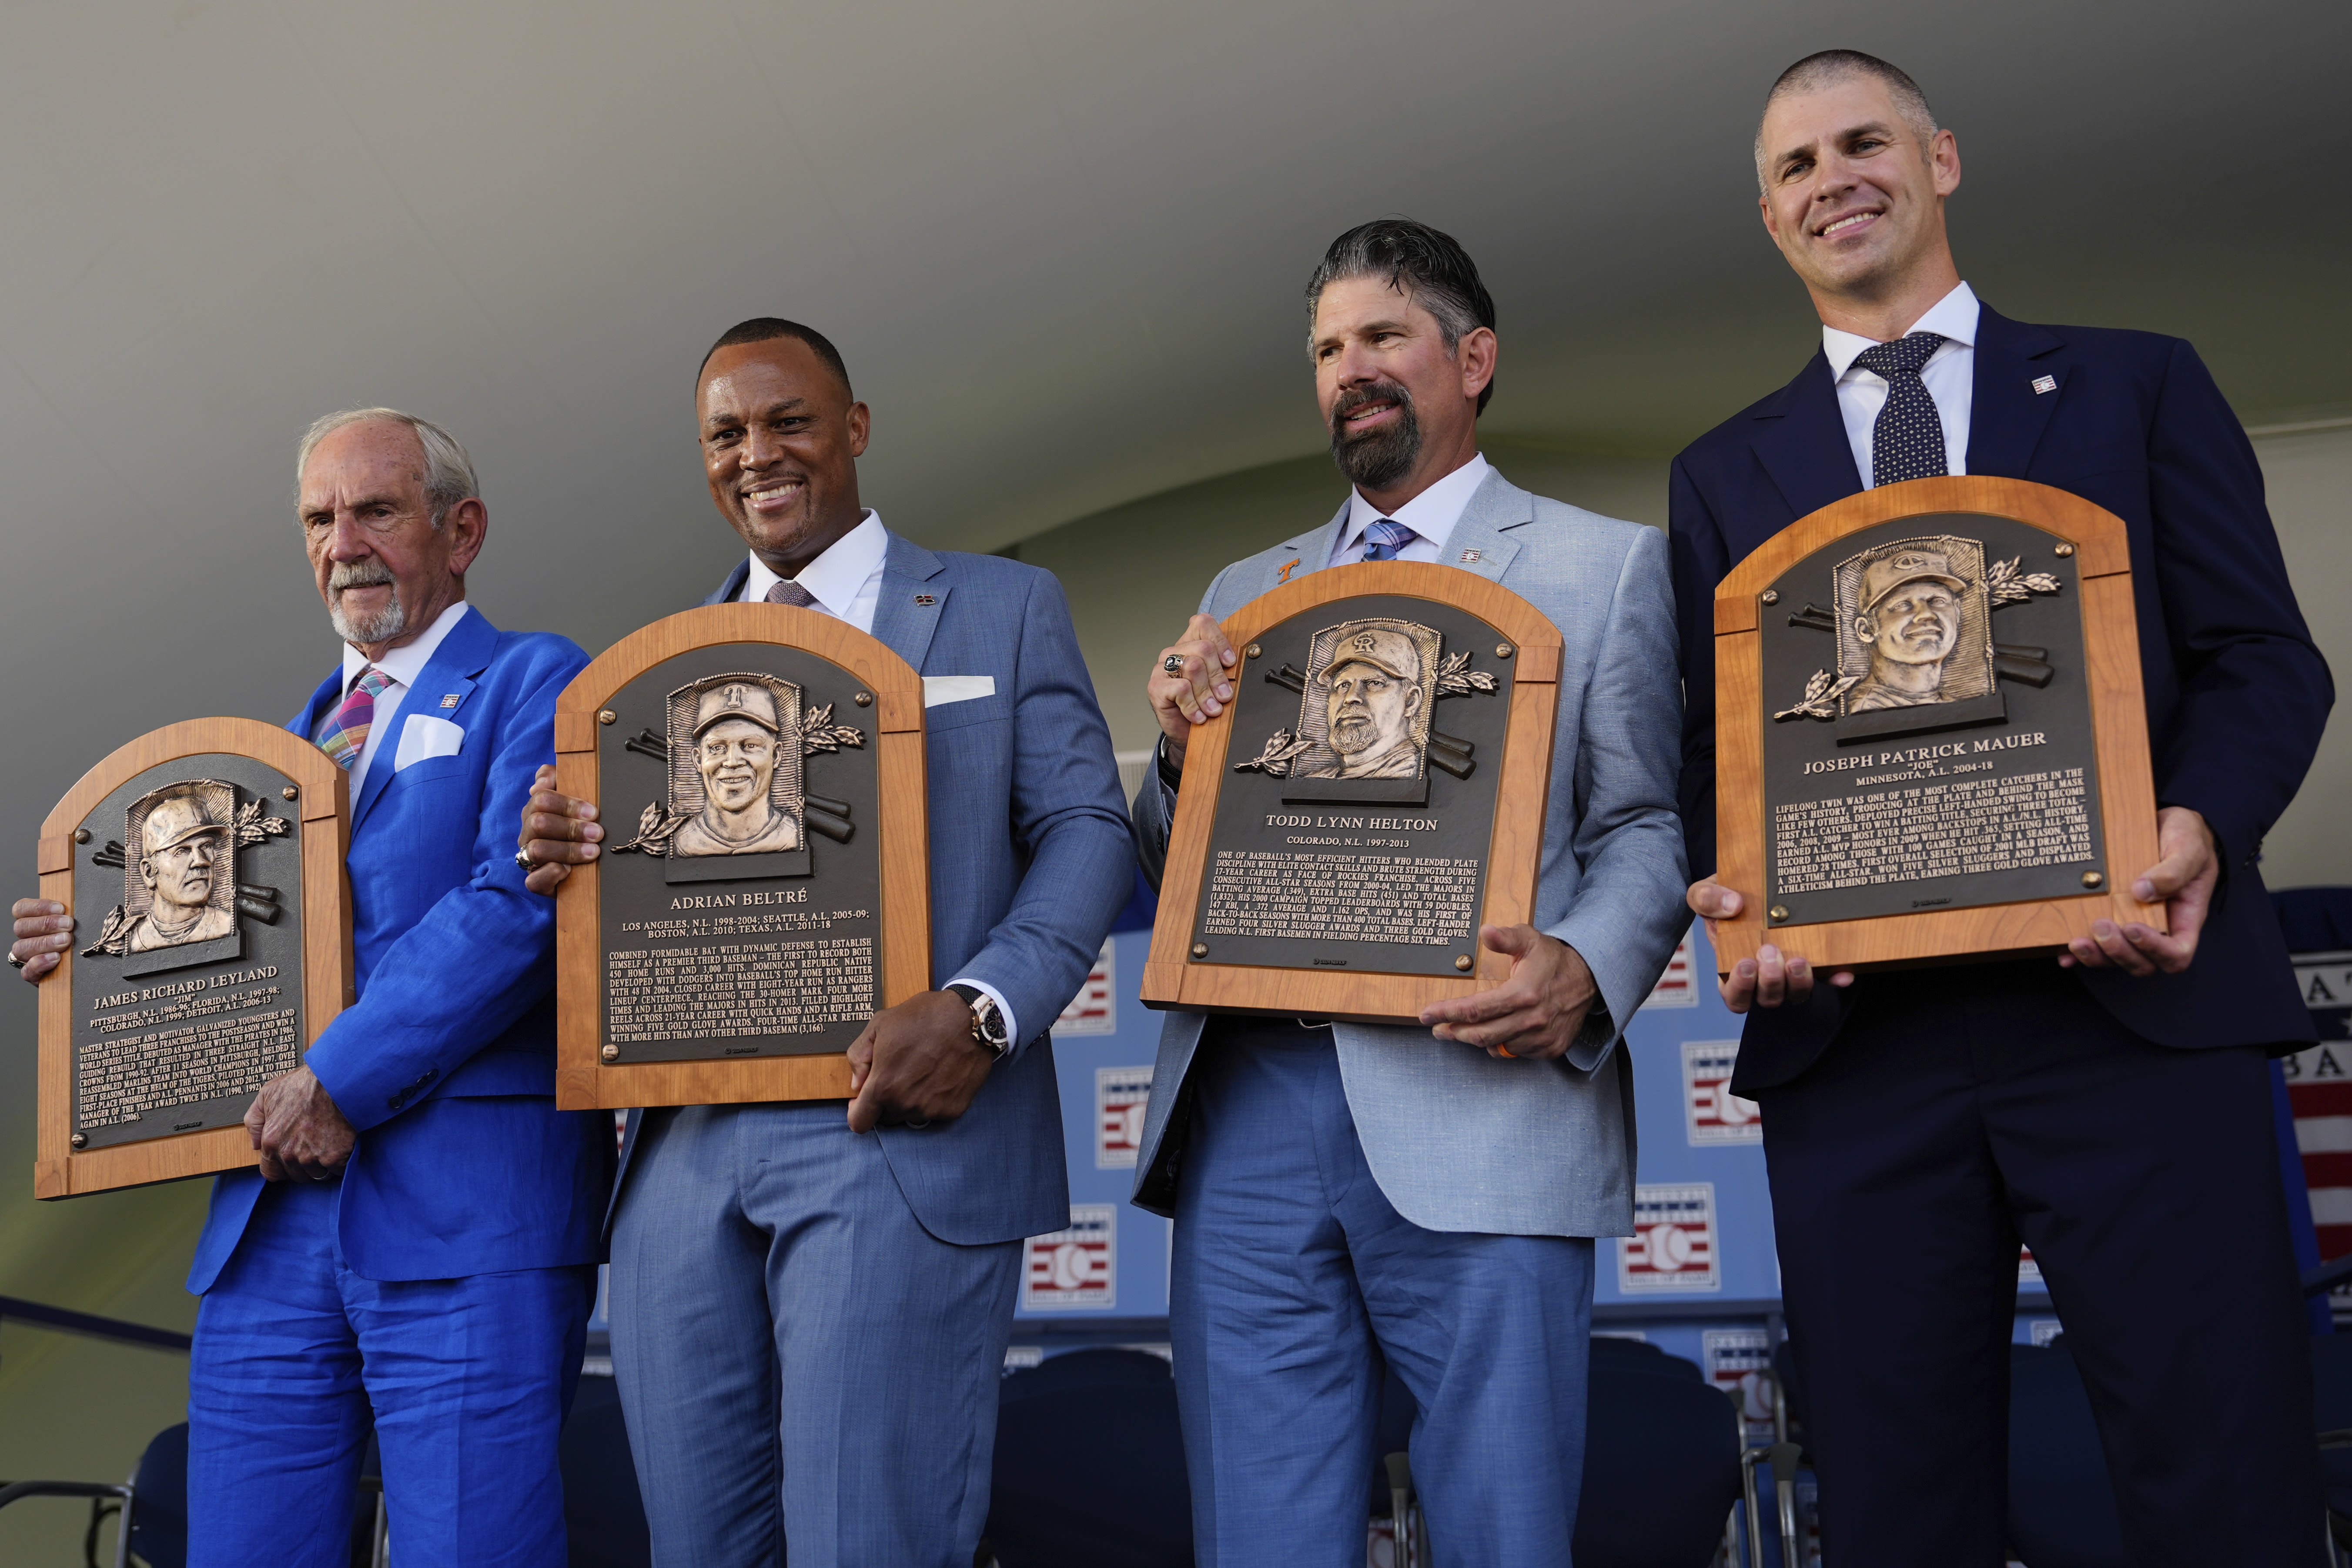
[1301,624,1429,780]
[1846,545,1967,710]
[126,789,235,951]
[672,679,802,856]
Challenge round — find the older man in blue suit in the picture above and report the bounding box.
[519,319,1133,1568]
[1135,221,1689,1565]
[14,408,611,1565]
[1673,53,2332,1565]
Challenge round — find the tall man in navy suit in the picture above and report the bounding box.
[13,409,611,1565]
[1671,52,2333,1563]
[519,320,1133,1568]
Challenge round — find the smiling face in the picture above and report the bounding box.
[299,421,483,654]
[1311,276,1492,503]
[697,718,778,814]
[1325,658,1418,760]
[1757,72,1961,310]
[1860,582,1961,667]
[699,338,870,577]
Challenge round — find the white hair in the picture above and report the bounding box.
[295,407,480,527]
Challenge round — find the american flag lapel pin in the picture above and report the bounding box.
[913,593,936,606]
[2031,375,2058,395]
[439,693,462,709]
[1459,548,1482,563]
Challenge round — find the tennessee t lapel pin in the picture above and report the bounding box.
[1276,558,1301,583]
[2032,375,2058,395]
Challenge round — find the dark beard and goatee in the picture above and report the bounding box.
[1328,381,1421,490]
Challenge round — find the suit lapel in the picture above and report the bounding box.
[351,606,495,833]
[869,532,948,674]
[703,558,751,607]
[1439,471,1530,585]
[1749,350,1863,528]
[1964,306,2068,480]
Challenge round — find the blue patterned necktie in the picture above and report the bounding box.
[1360,519,1416,562]
[1853,331,1949,487]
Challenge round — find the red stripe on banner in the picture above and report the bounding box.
[2300,1154,2352,1188]
[2288,1083,2352,1115]
[2318,1224,2352,1261]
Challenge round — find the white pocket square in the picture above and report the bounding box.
[922,676,996,707]
[393,713,466,771]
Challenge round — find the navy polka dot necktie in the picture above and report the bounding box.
[1360,519,1416,561]
[1853,331,1948,487]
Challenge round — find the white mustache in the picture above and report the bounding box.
[329,561,395,592]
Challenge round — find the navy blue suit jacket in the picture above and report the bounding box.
[191,607,614,1291]
[1670,304,2332,1093]
[604,534,1134,1246]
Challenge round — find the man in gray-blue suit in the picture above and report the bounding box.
[1134,221,1689,1564]
[520,319,1132,1567]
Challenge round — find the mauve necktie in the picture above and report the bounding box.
[1360,519,1416,561]
[765,579,816,608]
[1853,331,1949,487]
[316,667,392,771]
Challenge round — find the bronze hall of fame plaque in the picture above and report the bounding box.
[553,604,930,1110]
[1711,476,2165,975]
[36,719,352,1199]
[1142,562,1562,1025]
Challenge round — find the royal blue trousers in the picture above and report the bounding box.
[607,1103,1021,1568]
[1169,1023,1596,1567]
[186,1178,595,1568]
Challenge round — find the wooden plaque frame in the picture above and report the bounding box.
[37,719,352,1199]
[553,604,929,1110]
[1711,476,2163,974]
[1141,562,1563,1022]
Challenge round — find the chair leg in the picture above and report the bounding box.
[1766,1441,1804,1568]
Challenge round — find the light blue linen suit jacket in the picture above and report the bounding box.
[1130,469,1689,1239]
[190,606,614,1292]
[603,531,1134,1247]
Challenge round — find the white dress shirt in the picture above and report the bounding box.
[738,510,889,632]
[1324,453,1494,566]
[335,599,473,795]
[1821,281,1979,489]
[738,509,1016,1045]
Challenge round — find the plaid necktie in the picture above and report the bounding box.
[765,579,817,608]
[1853,331,1949,487]
[1360,519,1416,561]
[316,667,393,771]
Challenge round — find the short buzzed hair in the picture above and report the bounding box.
[1755,50,1938,191]
[1306,219,1499,415]
[698,318,854,398]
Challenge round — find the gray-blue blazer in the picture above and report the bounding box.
[1130,470,1689,1239]
[605,531,1135,1246]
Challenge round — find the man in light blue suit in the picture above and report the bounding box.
[13,409,611,1565]
[519,320,1133,1568]
[1134,222,1689,1564]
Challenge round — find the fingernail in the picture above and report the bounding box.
[581,806,597,821]
[1221,651,1236,666]
[1214,685,1231,700]
[2093,920,2115,937]
[2132,881,2155,901]
[1736,961,1756,979]
[582,846,599,859]
[1758,944,1779,962]
[585,825,603,840]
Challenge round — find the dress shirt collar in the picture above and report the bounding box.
[339,599,472,694]
[1337,453,1492,555]
[1822,282,1980,380]
[742,510,887,615]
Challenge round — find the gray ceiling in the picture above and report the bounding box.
[0,0,2344,759]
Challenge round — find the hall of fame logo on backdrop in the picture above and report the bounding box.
[1640,934,1698,1010]
[1702,1327,1776,1442]
[1682,1040,1762,1145]
[1023,1204,1117,1311]
[1095,1066,1153,1170]
[1055,939,1117,1037]
[1619,1184,1719,1293]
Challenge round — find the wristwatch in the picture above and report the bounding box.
[946,984,1011,1060]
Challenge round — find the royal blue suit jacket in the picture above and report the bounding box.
[189,606,614,1291]
[604,532,1134,1247]
[1670,304,2333,1093]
